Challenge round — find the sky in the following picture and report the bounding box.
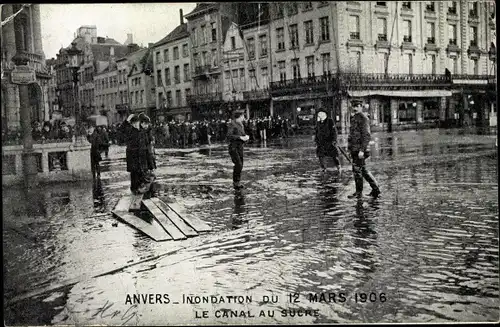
[39,3,197,59]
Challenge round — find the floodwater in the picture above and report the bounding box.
[3,129,498,324]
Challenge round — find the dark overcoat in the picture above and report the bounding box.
[348,112,371,154]
[315,118,338,157]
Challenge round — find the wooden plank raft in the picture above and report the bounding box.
[166,202,212,233]
[151,198,198,237]
[142,199,187,240]
[112,196,171,242]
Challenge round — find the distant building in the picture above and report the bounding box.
[127,46,155,119]
[152,10,192,121]
[55,26,130,123]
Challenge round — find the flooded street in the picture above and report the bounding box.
[3,129,498,324]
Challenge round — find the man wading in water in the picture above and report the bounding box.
[347,101,381,199]
[227,110,249,190]
[313,109,341,173]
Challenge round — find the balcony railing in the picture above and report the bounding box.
[243,89,270,100]
[338,73,452,89]
[378,34,388,41]
[470,40,478,47]
[427,37,436,44]
[193,65,215,77]
[449,38,458,45]
[186,92,222,104]
[403,35,412,43]
[376,2,387,7]
[350,32,360,40]
[270,74,337,91]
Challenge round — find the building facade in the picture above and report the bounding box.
[153,13,192,122]
[1,4,52,130]
[128,47,155,118]
[55,26,130,124]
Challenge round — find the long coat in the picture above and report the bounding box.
[126,126,149,173]
[315,118,338,157]
[348,112,371,154]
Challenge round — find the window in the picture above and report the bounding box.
[231,36,236,50]
[290,24,299,48]
[211,27,217,42]
[247,37,255,59]
[291,58,300,79]
[140,90,144,104]
[378,18,387,41]
[173,47,179,60]
[427,22,436,44]
[184,64,190,82]
[306,55,315,78]
[182,44,188,57]
[430,54,436,74]
[278,60,286,81]
[166,91,172,107]
[274,3,284,18]
[321,53,330,75]
[157,70,162,85]
[191,28,197,47]
[156,51,161,64]
[288,3,298,15]
[158,92,163,107]
[261,66,268,86]
[402,2,411,10]
[398,102,417,122]
[349,51,361,73]
[212,49,218,67]
[320,17,330,42]
[303,2,312,11]
[304,21,314,44]
[239,68,245,90]
[164,49,169,62]
[193,53,199,67]
[448,1,457,14]
[165,68,170,85]
[426,1,435,12]
[470,58,479,74]
[232,69,239,78]
[202,51,207,66]
[403,20,412,43]
[469,2,478,17]
[176,90,181,107]
[470,26,478,47]
[200,25,206,44]
[185,88,191,101]
[276,28,285,50]
[376,2,387,6]
[423,101,439,120]
[407,54,413,74]
[135,91,138,105]
[259,34,268,56]
[349,15,360,40]
[448,24,457,45]
[225,70,230,80]
[174,66,180,84]
[452,57,458,74]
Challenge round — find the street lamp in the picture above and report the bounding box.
[66,42,84,138]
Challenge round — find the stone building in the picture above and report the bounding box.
[127,46,155,119]
[1,4,52,130]
[54,26,130,124]
[266,1,496,132]
[152,10,192,122]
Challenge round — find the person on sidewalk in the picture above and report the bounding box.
[347,101,381,199]
[86,124,103,180]
[227,110,250,190]
[314,109,341,173]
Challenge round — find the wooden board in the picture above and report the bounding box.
[151,198,198,237]
[142,199,187,240]
[166,202,212,233]
[111,211,171,242]
[129,194,144,212]
[114,195,132,212]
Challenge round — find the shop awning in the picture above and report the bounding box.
[347,90,452,97]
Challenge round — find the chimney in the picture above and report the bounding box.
[180,9,184,25]
[125,33,133,45]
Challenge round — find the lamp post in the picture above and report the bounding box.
[66,42,85,140]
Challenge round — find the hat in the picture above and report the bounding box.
[126,114,135,122]
[232,110,244,119]
[351,100,362,107]
[140,114,151,123]
[129,115,140,123]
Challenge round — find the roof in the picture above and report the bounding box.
[185,3,217,18]
[154,23,189,47]
[90,44,129,62]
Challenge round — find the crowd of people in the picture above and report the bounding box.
[110,116,298,149]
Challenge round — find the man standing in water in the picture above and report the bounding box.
[227,110,249,190]
[314,109,341,173]
[347,101,381,198]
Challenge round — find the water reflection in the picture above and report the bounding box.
[231,191,247,229]
[351,201,378,275]
[92,178,104,210]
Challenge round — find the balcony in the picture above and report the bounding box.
[469,10,478,18]
[350,32,360,40]
[270,75,337,97]
[451,74,496,88]
[338,73,452,91]
[378,34,388,41]
[193,65,218,78]
[424,37,438,51]
[186,92,222,105]
[403,35,412,43]
[427,37,436,44]
[243,89,270,101]
[468,40,481,57]
[448,7,457,15]
[449,38,458,46]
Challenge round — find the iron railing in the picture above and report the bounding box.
[350,32,360,40]
[186,92,222,104]
[270,74,336,91]
[193,65,214,77]
[243,89,271,100]
[339,73,451,86]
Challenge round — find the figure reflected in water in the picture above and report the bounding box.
[92,177,105,209]
[231,191,247,229]
[351,201,378,274]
